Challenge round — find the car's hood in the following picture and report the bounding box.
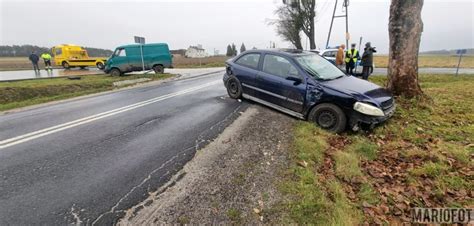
[320,76,392,106]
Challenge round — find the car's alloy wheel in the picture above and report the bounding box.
[308,103,347,133]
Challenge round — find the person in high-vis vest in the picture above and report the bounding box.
[345,43,359,76]
[41,52,52,70]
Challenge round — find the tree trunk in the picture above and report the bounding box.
[294,37,304,50]
[387,0,424,98]
[309,17,316,49]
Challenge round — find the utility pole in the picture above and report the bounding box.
[344,0,349,48]
[326,0,350,49]
[456,49,467,76]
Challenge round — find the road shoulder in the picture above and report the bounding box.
[119,105,296,224]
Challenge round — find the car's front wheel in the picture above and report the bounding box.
[226,76,242,99]
[308,103,347,133]
[110,68,122,76]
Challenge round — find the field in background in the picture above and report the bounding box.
[374,55,474,68]
[172,55,229,68]
[0,57,42,71]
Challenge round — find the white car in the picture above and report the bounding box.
[318,48,373,73]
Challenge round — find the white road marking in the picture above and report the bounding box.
[0,80,220,150]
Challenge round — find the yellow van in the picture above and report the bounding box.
[51,44,108,69]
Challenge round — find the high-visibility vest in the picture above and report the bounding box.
[41,53,52,60]
[345,49,358,63]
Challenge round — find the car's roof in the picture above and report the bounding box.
[117,43,168,49]
[319,48,339,53]
[244,49,313,57]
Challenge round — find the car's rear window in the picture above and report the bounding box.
[235,53,260,69]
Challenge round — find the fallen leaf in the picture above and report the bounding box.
[253,208,261,214]
[362,201,373,208]
[297,160,308,168]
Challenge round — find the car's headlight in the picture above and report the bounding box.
[353,102,384,117]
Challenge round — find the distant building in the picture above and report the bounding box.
[170,49,186,56]
[185,45,208,58]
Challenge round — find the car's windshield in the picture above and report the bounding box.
[296,54,345,80]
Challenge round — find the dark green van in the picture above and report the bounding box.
[104,43,172,76]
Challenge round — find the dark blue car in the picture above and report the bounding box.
[223,49,395,133]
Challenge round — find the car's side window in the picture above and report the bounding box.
[263,54,299,78]
[113,48,125,57]
[323,51,336,58]
[235,53,261,69]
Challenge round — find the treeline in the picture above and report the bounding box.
[226,43,247,57]
[0,45,113,57]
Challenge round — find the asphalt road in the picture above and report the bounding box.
[0,71,246,224]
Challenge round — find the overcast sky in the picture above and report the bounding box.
[0,0,473,54]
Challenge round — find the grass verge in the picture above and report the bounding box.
[0,73,174,112]
[281,74,474,224]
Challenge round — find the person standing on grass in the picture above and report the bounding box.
[361,42,377,80]
[335,44,345,70]
[41,52,52,70]
[29,51,40,72]
[345,43,359,75]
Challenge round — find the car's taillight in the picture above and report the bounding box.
[226,66,232,75]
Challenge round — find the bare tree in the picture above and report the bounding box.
[271,6,304,50]
[387,0,424,98]
[297,0,316,49]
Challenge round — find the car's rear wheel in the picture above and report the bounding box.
[308,103,347,133]
[153,65,164,74]
[62,61,70,69]
[226,76,242,99]
[96,62,104,70]
[110,68,121,76]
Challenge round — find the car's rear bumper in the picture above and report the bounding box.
[223,73,230,86]
[349,104,396,130]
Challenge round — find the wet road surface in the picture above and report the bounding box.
[0,71,246,224]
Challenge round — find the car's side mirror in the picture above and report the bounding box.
[286,76,302,85]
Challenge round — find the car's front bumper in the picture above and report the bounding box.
[349,104,396,130]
